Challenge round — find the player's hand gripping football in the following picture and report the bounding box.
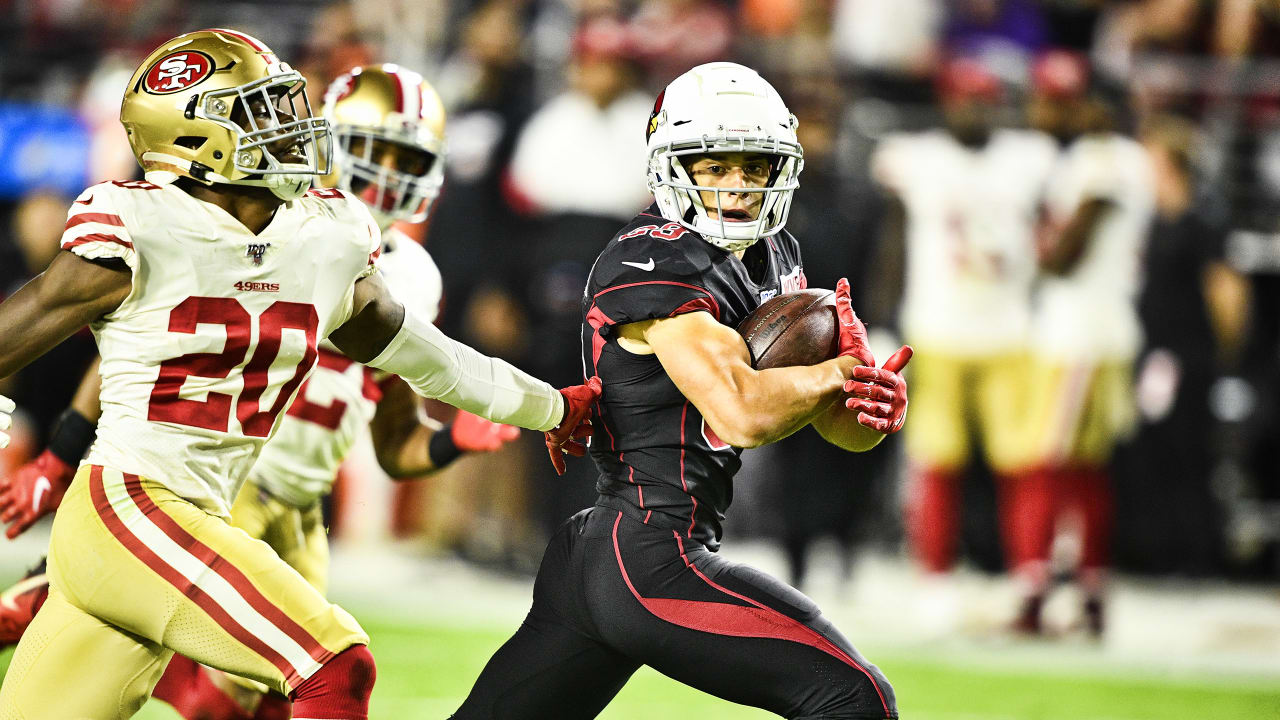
[545,376,602,475]
[844,345,913,434]
[451,410,521,452]
[0,450,75,539]
[834,278,876,368]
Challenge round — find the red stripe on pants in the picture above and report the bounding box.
[87,466,305,688]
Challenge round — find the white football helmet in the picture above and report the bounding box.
[646,62,803,253]
[321,65,446,230]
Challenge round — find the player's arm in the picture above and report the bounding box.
[0,252,130,380]
[368,377,518,478]
[1038,198,1112,275]
[327,271,597,472]
[636,311,855,448]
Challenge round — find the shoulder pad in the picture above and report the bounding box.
[594,225,715,288]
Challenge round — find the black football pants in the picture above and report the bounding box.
[450,505,897,719]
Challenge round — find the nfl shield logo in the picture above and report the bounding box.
[246,243,271,266]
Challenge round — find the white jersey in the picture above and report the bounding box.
[248,228,443,507]
[1032,133,1155,360]
[873,129,1059,353]
[62,181,380,517]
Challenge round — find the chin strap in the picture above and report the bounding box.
[239,172,311,201]
[142,151,311,201]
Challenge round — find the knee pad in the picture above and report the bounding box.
[290,644,376,720]
[795,662,897,720]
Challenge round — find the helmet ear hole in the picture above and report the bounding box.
[174,136,207,150]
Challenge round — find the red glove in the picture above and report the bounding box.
[844,345,913,434]
[0,450,75,540]
[545,376,602,475]
[450,411,520,452]
[835,278,875,368]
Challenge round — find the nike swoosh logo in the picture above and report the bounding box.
[621,258,656,271]
[74,195,93,205]
[32,476,50,512]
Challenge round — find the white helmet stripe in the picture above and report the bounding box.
[205,27,269,52]
[387,67,417,118]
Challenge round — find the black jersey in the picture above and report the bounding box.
[581,206,807,550]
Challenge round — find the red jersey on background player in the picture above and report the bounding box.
[0,29,596,720]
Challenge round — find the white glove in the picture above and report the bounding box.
[0,395,13,449]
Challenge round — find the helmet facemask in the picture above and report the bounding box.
[201,72,331,200]
[332,127,443,228]
[650,136,802,253]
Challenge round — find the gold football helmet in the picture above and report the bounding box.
[321,64,446,228]
[120,28,330,201]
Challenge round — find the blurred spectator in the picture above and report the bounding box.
[414,0,545,565]
[505,17,652,219]
[630,0,733,87]
[1115,114,1250,577]
[1092,0,1212,83]
[870,57,1057,633]
[1010,50,1156,636]
[503,16,654,535]
[768,73,897,589]
[943,0,1048,81]
[431,0,539,354]
[830,0,941,102]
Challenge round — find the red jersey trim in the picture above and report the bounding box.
[65,213,125,230]
[63,233,134,251]
[593,280,721,322]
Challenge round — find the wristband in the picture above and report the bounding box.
[427,424,464,469]
[47,409,96,467]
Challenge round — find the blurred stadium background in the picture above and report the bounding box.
[1,0,1279,718]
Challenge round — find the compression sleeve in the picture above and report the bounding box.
[366,311,566,432]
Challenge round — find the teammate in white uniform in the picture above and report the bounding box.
[1006,50,1155,636]
[0,30,597,719]
[871,58,1057,626]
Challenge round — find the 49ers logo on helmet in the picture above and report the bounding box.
[143,51,214,94]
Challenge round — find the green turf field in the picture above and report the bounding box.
[3,616,1276,720]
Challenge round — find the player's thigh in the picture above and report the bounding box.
[229,479,273,541]
[281,501,330,595]
[587,512,896,719]
[1074,360,1136,464]
[976,351,1033,472]
[1016,358,1095,468]
[50,465,367,697]
[237,484,330,596]
[451,612,638,720]
[0,587,172,720]
[902,347,970,470]
[453,509,639,719]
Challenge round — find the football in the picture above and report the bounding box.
[736,289,839,369]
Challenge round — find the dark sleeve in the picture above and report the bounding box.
[588,236,721,325]
[1197,213,1228,265]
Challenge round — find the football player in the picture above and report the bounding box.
[870,57,1058,630]
[0,63,526,720]
[0,29,597,719]
[450,62,909,719]
[1008,50,1156,636]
